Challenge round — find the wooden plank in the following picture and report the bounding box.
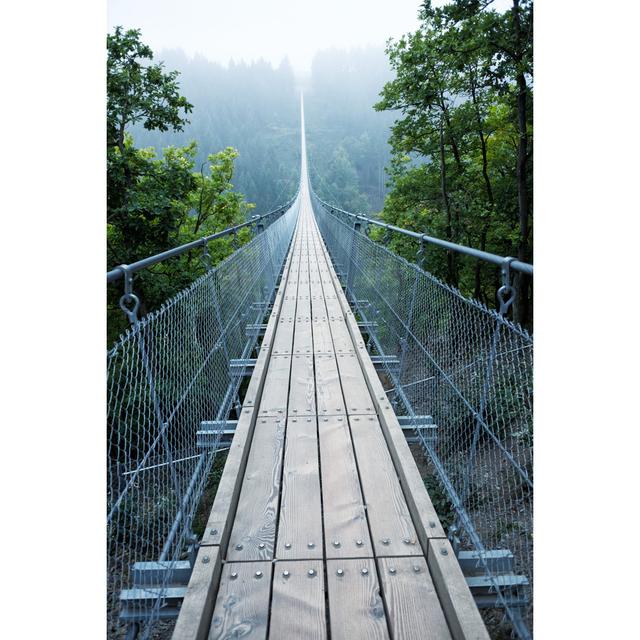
[208,561,272,640]
[313,354,345,416]
[427,539,490,640]
[258,355,292,416]
[288,354,315,415]
[335,353,376,415]
[173,546,222,640]
[226,416,285,561]
[270,561,327,639]
[326,558,389,640]
[276,417,323,559]
[377,556,452,640]
[311,318,333,354]
[349,415,422,556]
[318,415,372,559]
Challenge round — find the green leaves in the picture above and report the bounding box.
[107,26,193,150]
[375,1,533,322]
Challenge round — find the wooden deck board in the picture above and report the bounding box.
[326,558,390,640]
[208,561,272,640]
[269,561,327,639]
[276,416,323,560]
[377,557,453,640]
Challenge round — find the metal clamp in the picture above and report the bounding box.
[200,240,212,270]
[117,264,140,325]
[497,257,517,316]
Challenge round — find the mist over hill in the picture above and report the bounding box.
[130,46,394,215]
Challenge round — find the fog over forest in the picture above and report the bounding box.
[131,46,395,215]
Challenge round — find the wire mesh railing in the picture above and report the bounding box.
[311,190,533,640]
[107,196,299,639]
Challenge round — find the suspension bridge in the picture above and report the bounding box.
[108,97,533,640]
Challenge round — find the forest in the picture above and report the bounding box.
[107,0,533,339]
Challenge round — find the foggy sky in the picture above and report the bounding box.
[108,0,513,74]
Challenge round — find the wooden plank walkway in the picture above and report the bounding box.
[173,100,489,640]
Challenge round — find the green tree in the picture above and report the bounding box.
[375,0,533,326]
[107,27,193,154]
[107,28,253,344]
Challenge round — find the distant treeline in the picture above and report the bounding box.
[130,47,393,216]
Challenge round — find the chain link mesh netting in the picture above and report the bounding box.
[312,192,533,639]
[107,199,299,639]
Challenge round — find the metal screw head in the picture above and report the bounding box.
[356,539,363,546]
[308,569,316,577]
[235,544,243,551]
[336,568,344,577]
[382,538,390,545]
[413,565,421,573]
[210,528,218,536]
[429,521,436,528]
[202,555,210,564]
[285,542,291,549]
[361,568,369,575]
[282,570,290,578]
[389,567,396,574]
[440,547,448,556]
[402,538,411,545]
[230,572,238,580]
[308,541,315,548]
[332,540,341,548]
[255,570,263,579]
[258,543,265,549]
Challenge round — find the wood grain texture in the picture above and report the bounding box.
[226,416,285,561]
[377,556,452,640]
[318,415,372,559]
[208,561,271,640]
[258,355,292,416]
[335,353,376,415]
[326,559,390,640]
[349,415,422,556]
[173,546,222,640]
[269,561,327,639]
[276,417,323,559]
[427,539,490,640]
[288,354,316,415]
[313,354,345,416]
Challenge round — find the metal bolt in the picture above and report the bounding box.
[382,538,390,546]
[413,565,421,573]
[285,542,292,549]
[202,555,210,564]
[235,544,243,551]
[332,540,341,548]
[230,572,238,580]
[402,538,411,545]
[308,541,315,548]
[356,539,363,546]
[361,568,369,575]
[258,543,265,549]
[283,570,290,578]
[440,547,448,556]
[210,529,218,536]
[255,570,263,579]
[429,521,436,528]
[336,568,344,577]
[308,569,316,577]
[389,567,396,574]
